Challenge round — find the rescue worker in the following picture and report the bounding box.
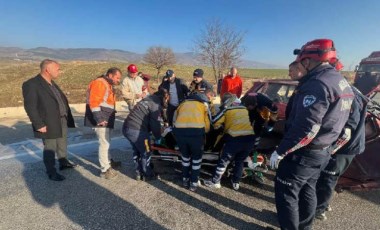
[204,96,255,190]
[285,61,307,121]
[315,61,367,221]
[173,89,213,191]
[240,93,278,183]
[122,88,169,181]
[189,68,214,94]
[240,92,278,151]
[121,64,145,111]
[85,67,122,179]
[269,39,354,230]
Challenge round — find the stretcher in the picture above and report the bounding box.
[151,144,269,184]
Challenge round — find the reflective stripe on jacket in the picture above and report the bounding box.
[213,106,254,137]
[84,77,116,128]
[173,99,211,133]
[86,77,115,111]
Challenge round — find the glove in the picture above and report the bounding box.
[270,151,284,170]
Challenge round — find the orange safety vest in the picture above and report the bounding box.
[86,77,115,112]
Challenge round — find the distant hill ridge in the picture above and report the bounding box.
[0,46,284,69]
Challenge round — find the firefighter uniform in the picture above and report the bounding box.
[173,93,211,189]
[274,64,354,229]
[122,93,164,180]
[316,86,367,218]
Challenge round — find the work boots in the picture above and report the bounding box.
[100,168,118,179]
[204,179,222,189]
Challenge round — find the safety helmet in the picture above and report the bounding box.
[127,64,138,73]
[329,57,344,71]
[294,39,336,63]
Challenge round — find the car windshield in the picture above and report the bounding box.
[371,91,380,104]
[358,64,380,72]
[257,83,296,104]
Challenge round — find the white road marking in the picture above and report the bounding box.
[0,136,129,162]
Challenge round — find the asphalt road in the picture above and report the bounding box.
[0,114,379,230]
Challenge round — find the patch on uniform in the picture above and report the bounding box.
[338,79,350,91]
[303,95,316,107]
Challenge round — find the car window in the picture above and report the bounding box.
[259,83,295,104]
[371,92,380,104]
[358,64,380,72]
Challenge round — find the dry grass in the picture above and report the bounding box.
[0,60,354,108]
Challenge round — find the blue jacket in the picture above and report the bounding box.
[333,86,367,155]
[123,94,164,139]
[277,64,354,156]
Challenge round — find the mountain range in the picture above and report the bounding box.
[0,46,284,69]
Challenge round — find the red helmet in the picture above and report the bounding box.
[294,39,336,62]
[329,57,344,71]
[127,64,138,73]
[334,61,344,71]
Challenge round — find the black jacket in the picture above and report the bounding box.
[278,65,354,155]
[123,94,164,139]
[189,79,213,94]
[22,74,75,139]
[335,86,367,155]
[159,78,189,105]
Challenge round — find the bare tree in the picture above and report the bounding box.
[194,19,245,83]
[143,46,176,83]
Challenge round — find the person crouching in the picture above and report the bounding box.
[204,97,255,190]
[122,89,169,181]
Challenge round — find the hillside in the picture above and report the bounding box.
[0,59,357,108]
[0,46,283,69]
[0,60,292,108]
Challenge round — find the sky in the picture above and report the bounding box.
[1,0,380,70]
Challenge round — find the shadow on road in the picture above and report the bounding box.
[149,178,263,229]
[20,157,164,229]
[0,121,165,229]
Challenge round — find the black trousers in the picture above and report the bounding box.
[167,104,178,126]
[123,128,154,177]
[274,148,330,230]
[175,134,204,183]
[212,136,254,183]
[316,153,355,214]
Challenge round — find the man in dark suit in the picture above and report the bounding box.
[22,59,76,181]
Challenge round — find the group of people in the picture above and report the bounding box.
[21,60,249,184]
[269,38,367,229]
[22,37,368,230]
